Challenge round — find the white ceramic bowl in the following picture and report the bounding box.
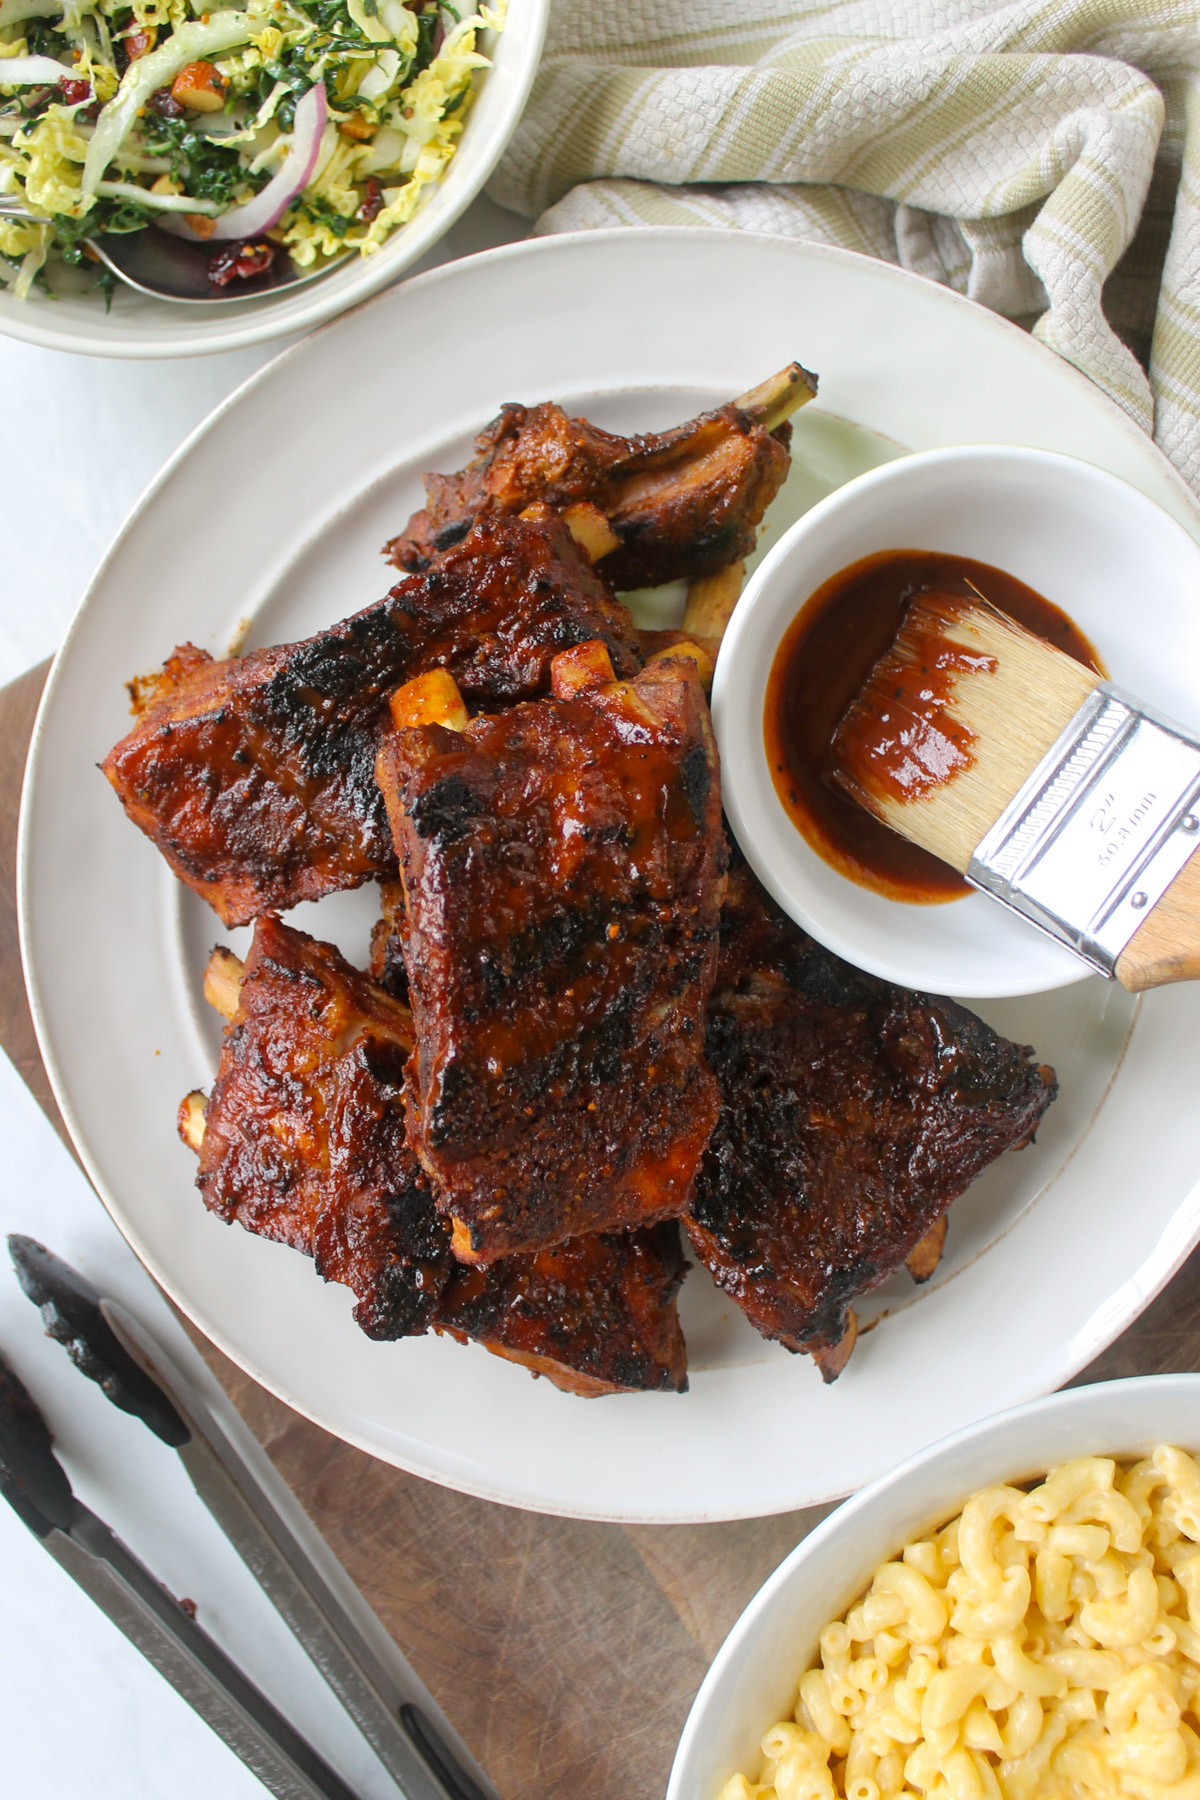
[0,0,547,359]
[668,1372,1200,1800]
[713,446,1200,998]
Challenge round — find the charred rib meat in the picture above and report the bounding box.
[384,363,816,591]
[687,861,1058,1380]
[189,915,449,1340]
[104,508,639,928]
[436,1224,688,1396]
[376,644,725,1263]
[183,917,688,1393]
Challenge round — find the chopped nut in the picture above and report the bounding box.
[171,60,228,112]
[186,212,218,239]
[338,110,374,141]
[150,173,181,196]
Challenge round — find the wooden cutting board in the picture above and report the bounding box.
[4,659,1199,1800]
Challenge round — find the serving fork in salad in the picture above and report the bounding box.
[0,187,346,301]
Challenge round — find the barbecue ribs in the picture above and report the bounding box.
[375,642,725,1263]
[687,860,1058,1380]
[384,363,816,592]
[182,917,687,1392]
[185,915,449,1340]
[104,508,639,927]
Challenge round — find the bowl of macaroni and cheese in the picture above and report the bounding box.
[668,1374,1200,1800]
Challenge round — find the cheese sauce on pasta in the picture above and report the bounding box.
[722,1449,1200,1800]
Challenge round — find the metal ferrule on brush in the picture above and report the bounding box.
[968,685,1200,976]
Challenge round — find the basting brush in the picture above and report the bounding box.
[830,588,1200,991]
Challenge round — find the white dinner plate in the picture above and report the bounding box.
[20,230,1200,1522]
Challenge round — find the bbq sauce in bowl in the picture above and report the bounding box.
[763,550,1102,904]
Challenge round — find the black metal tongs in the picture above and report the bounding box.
[4,1236,499,1800]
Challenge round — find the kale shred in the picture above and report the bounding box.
[141,118,270,204]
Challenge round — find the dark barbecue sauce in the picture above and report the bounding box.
[763,549,1103,904]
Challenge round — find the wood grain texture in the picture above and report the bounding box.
[1116,846,1200,991]
[0,660,69,1146]
[3,661,1200,1799]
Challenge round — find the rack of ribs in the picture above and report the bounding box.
[686,860,1058,1381]
[375,641,725,1263]
[103,507,640,928]
[180,917,688,1394]
[384,363,817,592]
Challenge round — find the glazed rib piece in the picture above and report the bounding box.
[182,917,688,1392]
[185,915,449,1341]
[103,508,640,928]
[376,643,725,1263]
[687,860,1058,1381]
[435,1224,688,1397]
[367,637,717,1003]
[384,363,817,592]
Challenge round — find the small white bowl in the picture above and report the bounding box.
[667,1372,1200,1800]
[0,0,547,359]
[713,445,1200,998]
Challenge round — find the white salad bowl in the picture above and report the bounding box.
[667,1372,1200,1800]
[0,0,546,358]
[713,445,1200,999]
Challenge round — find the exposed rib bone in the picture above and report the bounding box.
[177,1088,207,1152]
[203,946,245,1021]
[550,640,616,699]
[560,501,621,563]
[734,361,819,430]
[683,560,745,644]
[906,1216,948,1283]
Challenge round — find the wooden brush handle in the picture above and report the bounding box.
[1115,846,1200,990]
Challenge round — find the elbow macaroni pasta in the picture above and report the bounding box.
[720,1449,1200,1800]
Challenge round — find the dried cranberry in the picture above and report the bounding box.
[360,177,384,223]
[58,78,91,105]
[208,240,277,288]
[147,85,187,118]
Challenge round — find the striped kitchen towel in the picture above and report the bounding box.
[488,0,1200,494]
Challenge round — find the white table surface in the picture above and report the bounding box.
[0,191,527,1800]
[0,193,527,687]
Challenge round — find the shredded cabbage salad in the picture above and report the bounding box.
[0,0,502,299]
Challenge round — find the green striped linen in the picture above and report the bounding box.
[488,0,1200,492]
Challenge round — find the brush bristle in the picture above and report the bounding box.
[831,591,1099,874]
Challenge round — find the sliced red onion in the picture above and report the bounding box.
[0,53,76,84]
[208,81,327,241]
